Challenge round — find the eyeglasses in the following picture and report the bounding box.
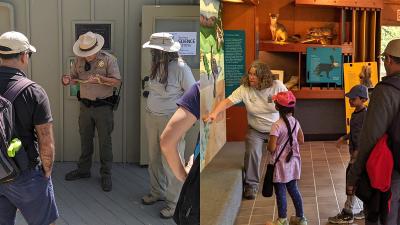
[378,54,388,61]
[20,51,32,58]
[84,61,91,71]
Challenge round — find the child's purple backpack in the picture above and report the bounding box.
[0,77,34,183]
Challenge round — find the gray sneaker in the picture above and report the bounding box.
[243,187,257,200]
[141,194,163,205]
[160,206,175,219]
[328,210,354,224]
[354,210,365,220]
[289,216,308,225]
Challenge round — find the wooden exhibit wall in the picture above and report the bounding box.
[223,0,397,141]
[222,2,255,141]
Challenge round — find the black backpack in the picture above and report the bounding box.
[173,155,200,225]
[0,77,34,183]
[378,75,400,174]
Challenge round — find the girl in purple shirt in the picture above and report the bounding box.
[267,91,307,225]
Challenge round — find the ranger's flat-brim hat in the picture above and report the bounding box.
[142,32,180,52]
[73,31,104,57]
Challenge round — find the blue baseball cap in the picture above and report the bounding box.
[345,84,368,99]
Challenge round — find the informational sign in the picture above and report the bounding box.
[224,30,245,97]
[170,32,197,55]
[75,23,112,50]
[343,62,378,132]
[306,47,343,85]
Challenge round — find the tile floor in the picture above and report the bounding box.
[235,141,365,225]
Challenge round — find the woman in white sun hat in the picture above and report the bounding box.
[142,32,196,219]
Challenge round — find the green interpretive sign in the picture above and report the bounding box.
[224,30,245,97]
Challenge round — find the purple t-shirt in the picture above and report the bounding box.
[176,82,200,120]
[269,116,302,183]
[177,82,200,157]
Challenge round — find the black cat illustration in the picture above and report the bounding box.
[314,55,339,78]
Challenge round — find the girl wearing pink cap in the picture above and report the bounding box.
[268,91,307,225]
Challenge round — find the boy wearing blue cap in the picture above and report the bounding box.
[328,84,368,224]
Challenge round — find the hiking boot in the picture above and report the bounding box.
[273,218,288,225]
[142,194,163,205]
[101,176,112,192]
[328,210,354,224]
[65,169,91,181]
[289,216,308,225]
[354,210,365,220]
[160,206,175,219]
[243,187,257,200]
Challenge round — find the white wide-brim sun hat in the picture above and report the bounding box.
[142,32,181,52]
[73,31,104,57]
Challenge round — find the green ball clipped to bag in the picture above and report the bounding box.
[7,138,22,157]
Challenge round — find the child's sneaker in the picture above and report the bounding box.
[354,210,365,220]
[272,218,288,225]
[289,216,308,225]
[328,210,354,224]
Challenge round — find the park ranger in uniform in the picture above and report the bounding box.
[61,31,121,192]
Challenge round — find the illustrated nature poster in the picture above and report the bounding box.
[306,47,343,85]
[343,62,378,132]
[200,0,226,171]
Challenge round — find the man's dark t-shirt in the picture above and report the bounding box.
[0,66,53,168]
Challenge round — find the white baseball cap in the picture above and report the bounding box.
[0,31,36,54]
[381,39,400,58]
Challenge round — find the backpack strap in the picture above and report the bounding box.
[3,77,35,103]
[273,121,297,166]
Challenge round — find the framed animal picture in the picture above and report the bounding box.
[343,62,378,132]
[306,47,342,85]
[271,70,284,82]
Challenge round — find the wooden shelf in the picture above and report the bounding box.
[295,0,383,9]
[292,88,345,99]
[259,41,353,54]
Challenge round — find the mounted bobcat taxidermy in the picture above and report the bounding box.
[269,13,288,42]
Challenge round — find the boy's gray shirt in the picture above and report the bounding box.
[348,107,367,154]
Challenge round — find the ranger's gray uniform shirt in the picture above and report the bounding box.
[71,50,121,101]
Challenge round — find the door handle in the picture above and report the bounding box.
[142,76,149,89]
[143,90,149,98]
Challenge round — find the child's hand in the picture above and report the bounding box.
[336,136,346,148]
[346,185,355,195]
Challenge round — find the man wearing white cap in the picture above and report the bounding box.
[62,31,121,192]
[142,32,196,218]
[0,31,58,225]
[347,39,400,224]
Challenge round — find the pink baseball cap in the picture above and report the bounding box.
[272,91,296,108]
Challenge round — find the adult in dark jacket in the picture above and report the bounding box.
[347,39,400,225]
